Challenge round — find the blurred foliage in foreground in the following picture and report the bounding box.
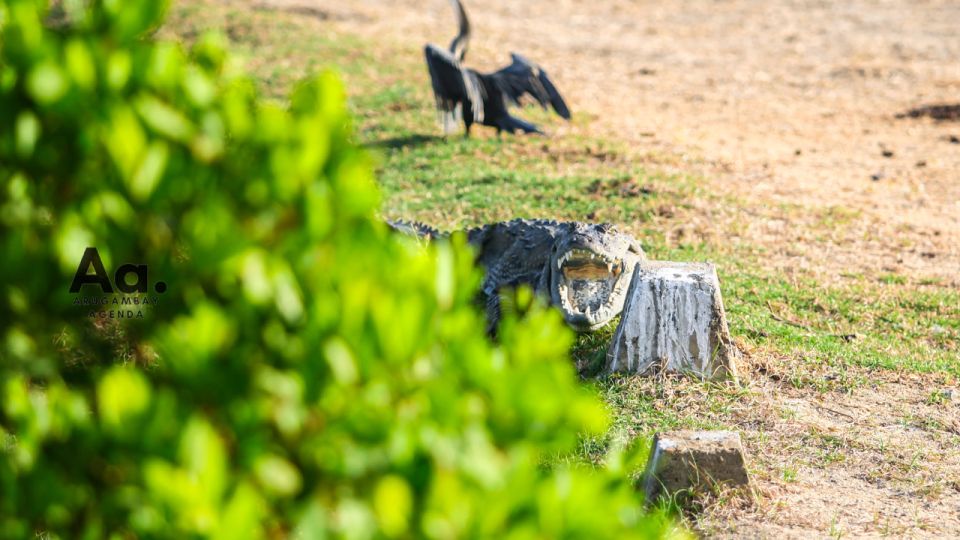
[0,0,678,537]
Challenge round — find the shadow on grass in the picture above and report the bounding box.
[365,133,445,151]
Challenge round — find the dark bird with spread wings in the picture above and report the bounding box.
[424,0,571,136]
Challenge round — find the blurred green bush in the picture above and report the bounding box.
[0,0,678,537]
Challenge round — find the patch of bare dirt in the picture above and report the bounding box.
[717,373,960,538]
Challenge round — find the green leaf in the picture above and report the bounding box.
[54,214,95,272]
[102,104,147,180]
[14,111,39,157]
[323,338,359,385]
[253,455,301,497]
[179,416,227,504]
[214,483,266,540]
[128,140,168,201]
[65,39,96,90]
[27,61,68,104]
[135,94,194,141]
[106,50,132,90]
[373,475,412,537]
[97,367,152,431]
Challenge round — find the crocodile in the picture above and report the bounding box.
[389,219,646,332]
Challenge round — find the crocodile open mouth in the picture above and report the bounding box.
[555,248,627,328]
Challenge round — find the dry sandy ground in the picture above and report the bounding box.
[246,0,960,536]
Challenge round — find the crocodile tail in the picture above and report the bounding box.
[387,219,445,241]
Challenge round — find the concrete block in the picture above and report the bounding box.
[642,430,751,501]
[606,261,739,379]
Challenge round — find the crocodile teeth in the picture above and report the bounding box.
[553,247,633,328]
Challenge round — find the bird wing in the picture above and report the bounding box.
[424,44,484,125]
[492,53,571,119]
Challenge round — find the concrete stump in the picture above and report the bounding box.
[642,430,751,501]
[606,262,738,379]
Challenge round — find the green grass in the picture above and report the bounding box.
[352,68,699,233]
[168,2,959,381]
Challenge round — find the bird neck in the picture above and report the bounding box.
[447,0,471,61]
